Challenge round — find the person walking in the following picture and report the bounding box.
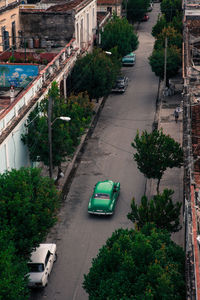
[174,109,179,123]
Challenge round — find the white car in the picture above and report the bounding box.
[27,243,57,288]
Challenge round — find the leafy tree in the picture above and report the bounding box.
[71,48,120,101]
[127,189,182,232]
[152,14,168,38]
[170,13,183,34]
[101,16,138,57]
[0,167,59,256]
[149,45,181,84]
[127,0,150,23]
[83,224,185,299]
[160,0,182,23]
[131,129,183,192]
[0,230,29,300]
[22,83,93,173]
[154,26,182,51]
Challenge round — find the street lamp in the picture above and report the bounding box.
[48,96,71,178]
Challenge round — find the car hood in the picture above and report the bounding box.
[28,272,43,283]
[91,198,111,210]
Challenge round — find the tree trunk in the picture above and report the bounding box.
[157,178,161,194]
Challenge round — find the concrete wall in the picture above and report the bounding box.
[0,120,31,174]
[0,5,21,51]
[75,0,96,50]
[20,11,75,47]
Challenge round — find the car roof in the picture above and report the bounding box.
[94,180,114,195]
[29,244,56,264]
[124,52,135,57]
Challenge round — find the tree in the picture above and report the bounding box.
[0,230,29,300]
[0,167,59,257]
[149,45,181,84]
[71,48,120,101]
[152,14,168,38]
[127,0,150,23]
[83,224,185,299]
[127,189,182,233]
[131,129,183,192]
[160,0,182,23]
[154,26,182,51]
[22,83,93,174]
[101,16,138,57]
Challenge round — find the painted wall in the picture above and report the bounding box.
[0,120,31,174]
[0,63,38,87]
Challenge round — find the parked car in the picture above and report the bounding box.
[122,52,136,66]
[111,76,128,93]
[141,14,149,21]
[147,2,153,11]
[88,180,120,215]
[27,243,57,288]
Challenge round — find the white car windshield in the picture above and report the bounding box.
[28,263,44,272]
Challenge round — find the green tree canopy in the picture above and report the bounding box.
[160,0,182,23]
[83,224,185,299]
[101,16,138,57]
[154,26,182,50]
[131,129,183,192]
[149,45,181,83]
[152,14,168,38]
[0,167,59,256]
[0,230,29,300]
[127,0,150,23]
[22,83,93,171]
[71,48,120,101]
[127,189,182,232]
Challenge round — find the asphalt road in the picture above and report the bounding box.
[31,4,160,300]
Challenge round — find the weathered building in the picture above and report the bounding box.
[20,0,97,50]
[0,0,23,51]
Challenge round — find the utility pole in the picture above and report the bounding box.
[48,96,53,178]
[164,37,168,94]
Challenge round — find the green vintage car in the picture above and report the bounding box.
[122,52,136,66]
[88,180,120,215]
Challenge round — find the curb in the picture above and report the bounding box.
[59,97,107,199]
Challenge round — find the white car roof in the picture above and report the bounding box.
[29,243,56,264]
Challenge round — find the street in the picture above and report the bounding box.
[31,4,160,300]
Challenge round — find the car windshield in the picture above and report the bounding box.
[28,263,44,272]
[94,193,110,199]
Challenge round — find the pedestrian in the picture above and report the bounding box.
[174,109,179,123]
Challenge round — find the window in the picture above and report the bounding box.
[1,26,9,50]
[45,250,51,266]
[94,193,110,199]
[28,263,44,272]
[11,21,16,49]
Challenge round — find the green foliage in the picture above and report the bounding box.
[127,189,182,233]
[0,167,59,257]
[127,0,150,23]
[83,224,185,299]
[160,0,182,23]
[149,46,181,82]
[131,129,183,192]
[152,14,168,38]
[22,83,93,168]
[154,26,182,50]
[71,48,119,101]
[8,55,16,63]
[0,230,30,300]
[101,16,138,57]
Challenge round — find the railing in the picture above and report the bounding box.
[0,39,78,137]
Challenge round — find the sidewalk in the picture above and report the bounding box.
[146,92,184,247]
[40,97,106,193]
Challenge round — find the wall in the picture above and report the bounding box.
[20,11,75,47]
[0,5,21,51]
[75,0,96,50]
